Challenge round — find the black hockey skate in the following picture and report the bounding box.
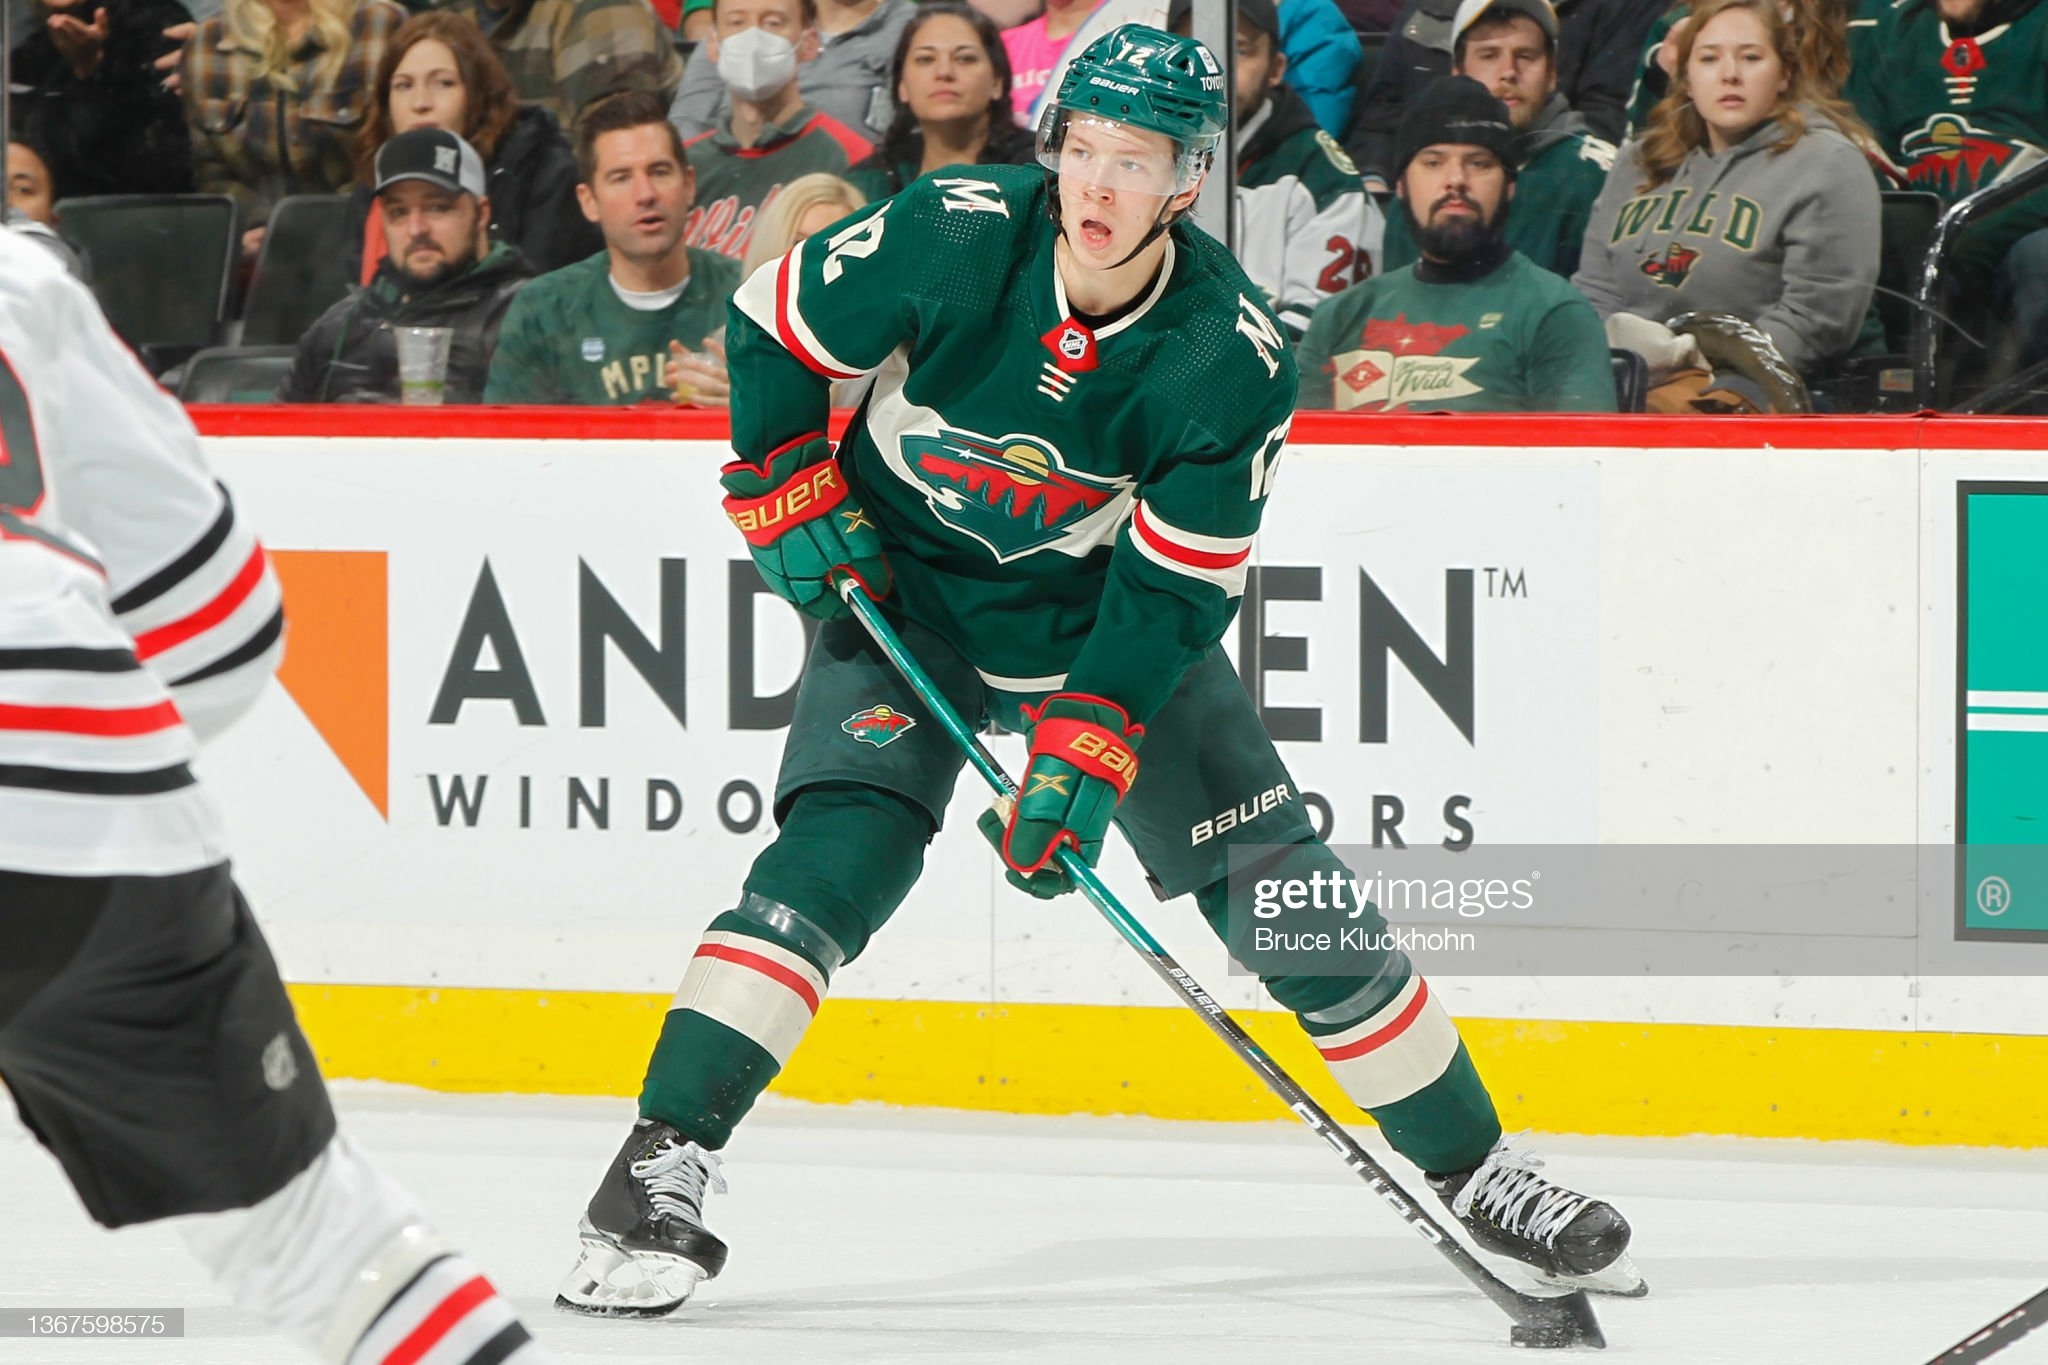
[555,1120,729,1317]
[1427,1139,1648,1298]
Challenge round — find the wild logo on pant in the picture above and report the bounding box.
[843,704,916,748]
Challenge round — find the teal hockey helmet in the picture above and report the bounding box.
[1036,24,1228,196]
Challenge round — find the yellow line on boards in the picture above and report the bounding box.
[283,985,2048,1148]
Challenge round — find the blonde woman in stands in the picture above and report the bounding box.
[667,173,870,408]
[183,0,406,259]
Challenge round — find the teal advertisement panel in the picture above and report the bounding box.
[1959,483,2048,940]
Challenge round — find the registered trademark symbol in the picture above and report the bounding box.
[1977,875,2012,917]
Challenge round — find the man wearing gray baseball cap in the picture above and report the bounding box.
[1380,0,1617,278]
[278,128,535,403]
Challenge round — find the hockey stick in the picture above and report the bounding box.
[837,579,1605,1350]
[1923,1287,2048,1364]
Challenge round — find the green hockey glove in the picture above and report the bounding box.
[721,434,890,619]
[984,693,1143,898]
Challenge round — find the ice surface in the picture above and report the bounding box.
[5,1087,2046,1363]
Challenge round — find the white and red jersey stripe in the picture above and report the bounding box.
[669,929,830,1067]
[0,229,279,878]
[1311,976,1463,1111]
[1127,500,1255,597]
[733,245,869,383]
[346,1255,544,1365]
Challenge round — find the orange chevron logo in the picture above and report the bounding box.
[269,550,389,820]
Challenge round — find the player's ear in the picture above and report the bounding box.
[1270,49,1287,87]
[799,26,821,61]
[576,182,599,224]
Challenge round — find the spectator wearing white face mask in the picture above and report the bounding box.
[668,0,910,143]
[680,0,874,262]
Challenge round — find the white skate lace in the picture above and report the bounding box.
[631,1138,728,1224]
[1449,1137,1589,1250]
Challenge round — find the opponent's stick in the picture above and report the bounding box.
[1924,1287,2048,1364]
[837,579,1606,1350]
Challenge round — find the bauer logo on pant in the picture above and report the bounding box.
[842,705,916,748]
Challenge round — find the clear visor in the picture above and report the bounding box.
[1035,110,1203,196]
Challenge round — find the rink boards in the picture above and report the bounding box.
[187,407,2048,1146]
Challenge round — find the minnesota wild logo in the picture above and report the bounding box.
[842,704,915,747]
[897,428,1131,562]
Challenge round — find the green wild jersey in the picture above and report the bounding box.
[1296,250,1617,412]
[1846,0,2048,276]
[726,164,1298,726]
[1848,0,2048,202]
[483,249,741,404]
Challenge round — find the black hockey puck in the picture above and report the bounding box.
[1509,1290,1607,1349]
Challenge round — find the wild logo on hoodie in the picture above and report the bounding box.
[1608,189,1764,252]
[1640,243,1701,288]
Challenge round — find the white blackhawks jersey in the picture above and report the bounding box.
[0,230,283,878]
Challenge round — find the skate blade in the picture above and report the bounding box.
[554,1233,709,1318]
[1541,1249,1648,1299]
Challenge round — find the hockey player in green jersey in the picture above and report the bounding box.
[555,23,1642,1320]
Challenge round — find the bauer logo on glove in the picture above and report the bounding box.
[726,462,847,541]
[719,434,892,620]
[978,693,1144,898]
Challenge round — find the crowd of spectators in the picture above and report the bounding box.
[6,0,2046,411]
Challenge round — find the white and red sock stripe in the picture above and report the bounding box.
[345,1254,543,1365]
[1127,502,1254,596]
[669,930,830,1067]
[1312,976,1463,1111]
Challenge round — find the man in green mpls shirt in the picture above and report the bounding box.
[485,93,741,406]
[1299,75,1616,413]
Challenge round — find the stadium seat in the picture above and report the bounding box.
[176,345,297,403]
[240,195,355,347]
[1609,347,1647,413]
[53,194,238,373]
[1875,191,1941,355]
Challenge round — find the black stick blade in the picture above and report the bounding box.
[1509,1291,1606,1350]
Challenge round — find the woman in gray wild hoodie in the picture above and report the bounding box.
[1572,0,1879,380]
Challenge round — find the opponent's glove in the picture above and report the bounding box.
[721,435,890,619]
[979,693,1143,899]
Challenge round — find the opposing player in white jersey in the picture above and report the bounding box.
[0,228,558,1365]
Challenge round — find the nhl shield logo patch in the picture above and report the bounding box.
[843,704,915,747]
[581,337,606,362]
[1040,319,1099,373]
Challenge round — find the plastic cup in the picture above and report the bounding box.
[395,326,454,405]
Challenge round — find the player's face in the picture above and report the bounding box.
[1455,15,1555,133]
[6,142,54,227]
[1055,118,1195,267]
[898,13,1000,125]
[379,179,485,286]
[1685,7,1788,149]
[577,124,696,266]
[1233,24,1283,118]
[1934,0,1989,22]
[388,39,470,137]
